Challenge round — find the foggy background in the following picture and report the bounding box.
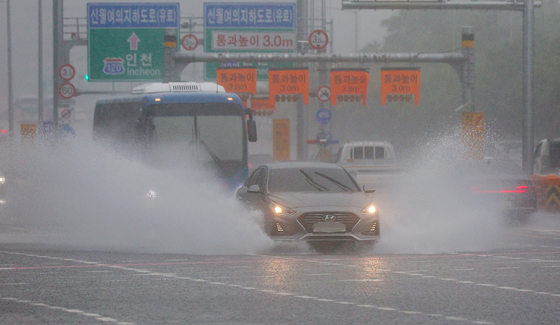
[1,1,556,159]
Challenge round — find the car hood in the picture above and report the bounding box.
[267,192,371,209]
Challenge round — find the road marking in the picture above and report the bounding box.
[0,250,496,324]
[0,282,26,286]
[340,279,383,282]
[0,296,135,324]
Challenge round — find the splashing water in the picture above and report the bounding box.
[364,130,505,254]
[0,138,273,254]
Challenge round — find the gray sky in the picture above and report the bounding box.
[0,0,392,120]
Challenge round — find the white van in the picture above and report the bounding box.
[336,141,397,175]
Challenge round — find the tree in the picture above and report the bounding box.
[355,1,560,153]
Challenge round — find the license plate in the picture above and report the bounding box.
[313,222,346,233]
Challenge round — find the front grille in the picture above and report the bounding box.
[298,212,360,233]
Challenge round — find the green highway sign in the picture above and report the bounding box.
[88,28,165,81]
[203,2,297,81]
[87,3,179,82]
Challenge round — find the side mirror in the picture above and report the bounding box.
[247,184,261,193]
[363,185,375,194]
[247,120,257,142]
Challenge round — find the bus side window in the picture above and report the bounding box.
[364,146,374,159]
[375,146,385,159]
[354,146,364,159]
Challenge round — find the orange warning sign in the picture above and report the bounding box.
[273,119,290,161]
[462,112,484,159]
[268,69,309,104]
[250,98,276,111]
[330,69,369,106]
[380,68,421,105]
[216,68,257,94]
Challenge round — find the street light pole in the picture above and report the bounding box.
[38,0,44,125]
[7,0,14,139]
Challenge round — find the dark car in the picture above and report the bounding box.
[236,161,380,248]
[460,158,537,223]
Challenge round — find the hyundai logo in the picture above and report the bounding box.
[322,214,336,221]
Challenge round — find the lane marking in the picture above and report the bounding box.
[1,250,493,325]
[259,254,560,305]
[0,296,135,324]
[0,250,264,270]
[0,282,26,286]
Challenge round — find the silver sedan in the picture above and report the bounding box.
[236,161,380,249]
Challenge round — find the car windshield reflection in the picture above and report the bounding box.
[268,167,359,193]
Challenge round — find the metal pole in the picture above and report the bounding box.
[296,0,307,160]
[354,11,358,53]
[7,0,14,139]
[461,26,474,110]
[522,0,535,173]
[53,0,62,126]
[38,0,44,125]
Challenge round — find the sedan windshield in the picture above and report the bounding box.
[268,167,360,193]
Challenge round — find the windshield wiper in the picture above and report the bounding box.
[197,139,221,164]
[299,169,327,191]
[314,172,354,192]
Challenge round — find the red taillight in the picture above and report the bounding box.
[1,129,7,134]
[472,185,528,194]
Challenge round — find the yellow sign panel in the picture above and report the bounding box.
[273,119,290,162]
[317,147,332,162]
[20,124,37,142]
[462,112,484,159]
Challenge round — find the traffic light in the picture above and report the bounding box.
[84,74,89,81]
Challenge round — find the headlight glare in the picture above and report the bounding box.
[362,204,377,215]
[271,203,294,215]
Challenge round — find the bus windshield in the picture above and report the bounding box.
[151,115,243,161]
[142,102,245,178]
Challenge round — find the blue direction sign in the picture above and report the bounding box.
[316,108,332,125]
[87,3,179,29]
[204,3,296,29]
[87,3,179,82]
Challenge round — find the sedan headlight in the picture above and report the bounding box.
[0,172,5,185]
[270,203,295,216]
[361,204,377,215]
